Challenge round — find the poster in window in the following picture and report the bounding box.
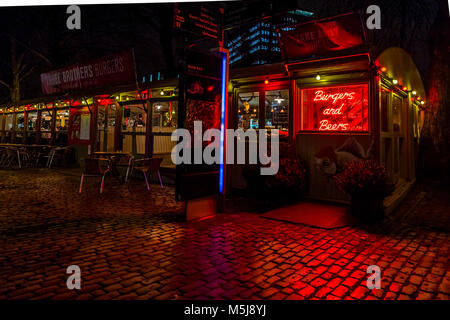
[301,84,369,132]
[68,108,92,145]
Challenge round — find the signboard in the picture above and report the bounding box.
[68,107,92,145]
[176,49,224,201]
[40,51,136,95]
[279,12,365,61]
[301,84,369,132]
[173,3,222,41]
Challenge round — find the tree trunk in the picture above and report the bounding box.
[422,0,450,153]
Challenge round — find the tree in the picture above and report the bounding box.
[422,0,450,152]
[0,34,52,104]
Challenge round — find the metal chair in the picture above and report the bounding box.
[78,158,110,194]
[130,158,164,191]
[115,154,134,182]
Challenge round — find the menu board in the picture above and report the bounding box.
[176,49,224,201]
[173,3,222,41]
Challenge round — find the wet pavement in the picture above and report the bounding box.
[0,168,449,300]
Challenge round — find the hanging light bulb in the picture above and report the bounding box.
[160,90,165,96]
[393,79,398,85]
[412,91,417,95]
[274,91,284,104]
[421,101,425,105]
[380,66,387,72]
[315,74,321,81]
[264,77,269,85]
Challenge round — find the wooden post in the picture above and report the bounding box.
[0,114,5,143]
[23,111,28,144]
[145,99,153,158]
[114,101,123,151]
[11,112,16,143]
[35,110,42,145]
[91,103,98,153]
[50,108,56,145]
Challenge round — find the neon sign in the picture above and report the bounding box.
[301,84,369,132]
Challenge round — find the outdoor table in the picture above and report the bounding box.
[0,144,25,168]
[0,144,52,168]
[92,151,131,183]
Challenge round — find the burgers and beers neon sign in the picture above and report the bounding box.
[301,84,369,132]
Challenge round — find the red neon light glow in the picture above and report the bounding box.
[301,84,369,132]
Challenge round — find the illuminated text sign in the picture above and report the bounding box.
[301,84,369,132]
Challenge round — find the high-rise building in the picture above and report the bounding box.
[226,5,314,67]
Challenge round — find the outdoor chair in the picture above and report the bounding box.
[2,147,21,168]
[114,154,134,182]
[130,157,164,191]
[78,158,110,194]
[46,146,68,168]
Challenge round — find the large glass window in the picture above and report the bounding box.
[152,101,177,132]
[122,104,147,154]
[393,95,402,132]
[301,84,369,132]
[123,105,146,132]
[40,110,53,140]
[56,109,69,132]
[106,104,116,152]
[237,92,259,130]
[381,89,389,132]
[5,114,13,130]
[16,113,25,130]
[265,90,289,135]
[27,111,38,130]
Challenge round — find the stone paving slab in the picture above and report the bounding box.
[0,169,449,300]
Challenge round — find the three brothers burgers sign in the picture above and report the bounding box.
[40,50,136,95]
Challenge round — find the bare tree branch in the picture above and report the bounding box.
[0,80,11,89]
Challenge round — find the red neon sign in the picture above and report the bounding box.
[301,84,369,132]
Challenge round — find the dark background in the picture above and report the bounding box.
[0,0,443,103]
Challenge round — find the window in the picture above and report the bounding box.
[265,90,289,135]
[152,101,177,132]
[5,114,13,131]
[301,84,369,132]
[237,92,259,130]
[40,110,53,139]
[56,109,69,131]
[16,113,25,138]
[381,90,389,132]
[27,112,38,130]
[122,105,146,133]
[16,113,25,130]
[393,95,402,132]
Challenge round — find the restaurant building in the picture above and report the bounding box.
[226,13,425,212]
[0,13,425,214]
[0,51,179,169]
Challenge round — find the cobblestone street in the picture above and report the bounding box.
[0,169,449,300]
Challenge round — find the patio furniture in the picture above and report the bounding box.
[114,154,134,182]
[130,157,164,191]
[46,146,68,168]
[78,158,110,194]
[92,151,131,183]
[0,146,22,168]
